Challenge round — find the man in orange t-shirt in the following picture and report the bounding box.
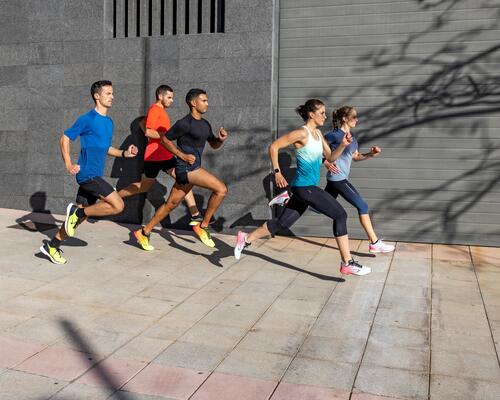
[118,85,202,224]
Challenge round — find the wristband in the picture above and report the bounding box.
[122,150,126,158]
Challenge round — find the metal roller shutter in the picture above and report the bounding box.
[276,0,500,246]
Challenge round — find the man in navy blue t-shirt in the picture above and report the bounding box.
[40,80,138,264]
[133,88,229,250]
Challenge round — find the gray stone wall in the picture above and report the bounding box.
[0,0,275,232]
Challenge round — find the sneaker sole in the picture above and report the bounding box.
[199,239,215,248]
[133,230,154,251]
[369,248,394,253]
[39,245,66,265]
[193,227,215,248]
[64,203,75,237]
[268,198,289,207]
[340,267,371,276]
[234,246,244,260]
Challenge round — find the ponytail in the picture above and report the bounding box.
[295,99,324,122]
[332,106,355,129]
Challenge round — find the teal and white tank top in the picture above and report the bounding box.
[291,125,323,187]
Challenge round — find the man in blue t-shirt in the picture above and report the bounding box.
[40,80,138,265]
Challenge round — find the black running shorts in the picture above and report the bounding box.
[76,176,115,206]
[143,158,176,179]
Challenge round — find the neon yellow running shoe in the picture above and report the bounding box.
[193,224,215,248]
[64,203,81,238]
[134,228,154,251]
[39,243,67,265]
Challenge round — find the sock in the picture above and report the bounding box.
[76,207,86,219]
[142,228,150,238]
[49,237,62,248]
[244,236,251,245]
[371,239,379,245]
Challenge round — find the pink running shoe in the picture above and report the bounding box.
[234,231,250,260]
[340,259,371,276]
[369,239,395,253]
[268,191,290,207]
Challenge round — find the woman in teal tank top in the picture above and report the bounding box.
[234,99,371,276]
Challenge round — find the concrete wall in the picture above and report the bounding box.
[0,0,275,232]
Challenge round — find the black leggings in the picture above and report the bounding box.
[267,185,348,237]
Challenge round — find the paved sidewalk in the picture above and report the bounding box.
[0,207,499,400]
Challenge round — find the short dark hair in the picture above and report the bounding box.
[90,80,113,103]
[155,84,174,100]
[185,88,207,108]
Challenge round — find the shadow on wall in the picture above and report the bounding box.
[291,0,500,243]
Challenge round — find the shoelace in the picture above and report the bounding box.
[349,259,363,268]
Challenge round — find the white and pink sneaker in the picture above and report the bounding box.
[234,231,250,260]
[268,191,290,207]
[369,239,395,253]
[340,259,371,276]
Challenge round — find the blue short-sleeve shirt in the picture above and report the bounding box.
[64,109,114,184]
[325,128,358,181]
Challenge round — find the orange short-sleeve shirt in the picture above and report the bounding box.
[144,103,174,161]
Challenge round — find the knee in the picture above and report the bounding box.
[358,202,369,215]
[216,184,228,197]
[167,196,183,209]
[111,198,125,215]
[337,207,348,223]
[267,218,280,235]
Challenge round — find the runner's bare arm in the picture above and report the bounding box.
[159,133,196,165]
[353,146,381,161]
[209,127,228,149]
[107,145,138,158]
[59,134,80,175]
[326,132,352,162]
[268,128,307,188]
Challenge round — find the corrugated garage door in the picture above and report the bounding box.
[277,0,500,246]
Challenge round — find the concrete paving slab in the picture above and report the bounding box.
[354,365,428,400]
[154,341,229,371]
[216,348,292,381]
[122,363,207,399]
[190,372,276,400]
[283,357,357,392]
[271,381,349,400]
[0,336,45,368]
[298,335,366,365]
[362,341,429,372]
[51,382,114,400]
[238,328,305,356]
[16,344,95,381]
[431,349,500,382]
[179,322,247,349]
[430,374,500,400]
[0,369,63,400]
[113,335,173,362]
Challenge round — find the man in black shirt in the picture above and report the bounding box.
[134,88,228,249]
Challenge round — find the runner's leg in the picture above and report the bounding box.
[186,168,227,228]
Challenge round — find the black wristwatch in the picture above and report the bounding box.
[273,168,280,174]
